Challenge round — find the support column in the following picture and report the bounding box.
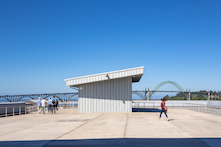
[145,87,147,100]
[188,89,191,101]
[208,93,210,101]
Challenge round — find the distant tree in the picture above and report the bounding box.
[199,90,207,93]
[163,95,170,100]
[165,93,186,100]
[192,95,206,100]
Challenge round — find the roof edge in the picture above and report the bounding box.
[64,66,144,81]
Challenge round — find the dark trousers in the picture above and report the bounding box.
[159,108,168,118]
[52,105,56,114]
[47,105,52,113]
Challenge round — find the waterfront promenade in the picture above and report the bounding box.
[0,109,221,147]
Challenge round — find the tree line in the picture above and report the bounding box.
[163,90,221,100]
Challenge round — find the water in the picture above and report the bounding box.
[0,97,78,103]
[1,95,141,103]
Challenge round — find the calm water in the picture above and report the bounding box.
[0,93,168,103]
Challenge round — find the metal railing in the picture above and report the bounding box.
[0,102,77,117]
[184,103,221,116]
[0,106,38,117]
[132,101,221,116]
[58,102,78,109]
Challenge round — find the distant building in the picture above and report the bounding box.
[65,66,144,113]
[210,93,220,100]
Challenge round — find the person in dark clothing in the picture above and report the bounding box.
[55,99,58,110]
[51,96,56,114]
[158,99,168,121]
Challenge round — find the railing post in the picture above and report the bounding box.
[19,107,21,115]
[188,89,191,101]
[13,107,14,116]
[25,106,26,114]
[5,107,7,117]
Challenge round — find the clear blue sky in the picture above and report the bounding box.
[0,0,220,95]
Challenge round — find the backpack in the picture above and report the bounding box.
[52,99,56,104]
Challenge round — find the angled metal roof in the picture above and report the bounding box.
[65,66,144,87]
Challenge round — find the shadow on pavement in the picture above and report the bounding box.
[132,108,161,112]
[1,138,221,147]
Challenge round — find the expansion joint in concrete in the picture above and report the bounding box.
[43,113,103,147]
[123,113,129,147]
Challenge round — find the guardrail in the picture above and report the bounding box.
[0,102,78,117]
[184,103,221,116]
[132,101,221,116]
[0,106,38,117]
[58,102,78,109]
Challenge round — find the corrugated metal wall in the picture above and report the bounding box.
[78,77,132,113]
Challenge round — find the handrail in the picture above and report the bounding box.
[132,101,221,116]
[0,105,38,117]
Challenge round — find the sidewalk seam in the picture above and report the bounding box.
[123,113,129,147]
[42,113,103,147]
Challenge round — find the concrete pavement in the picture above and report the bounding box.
[0,108,221,147]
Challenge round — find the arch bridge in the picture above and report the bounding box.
[1,81,184,102]
[132,81,185,100]
[0,92,78,102]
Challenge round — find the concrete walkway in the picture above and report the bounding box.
[0,109,221,147]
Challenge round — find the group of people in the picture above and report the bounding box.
[37,96,167,119]
[36,96,58,114]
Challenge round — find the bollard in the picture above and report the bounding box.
[13,107,14,116]
[25,106,26,114]
[5,107,7,117]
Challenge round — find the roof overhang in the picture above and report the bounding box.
[65,66,144,88]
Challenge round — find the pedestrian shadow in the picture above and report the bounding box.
[132,108,161,112]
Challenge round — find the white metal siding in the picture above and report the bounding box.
[78,77,132,113]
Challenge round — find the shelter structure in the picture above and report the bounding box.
[64,66,144,113]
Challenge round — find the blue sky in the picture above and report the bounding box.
[0,0,220,95]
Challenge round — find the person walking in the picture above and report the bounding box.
[47,98,52,113]
[37,97,41,114]
[158,98,168,121]
[41,98,47,114]
[51,96,56,114]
